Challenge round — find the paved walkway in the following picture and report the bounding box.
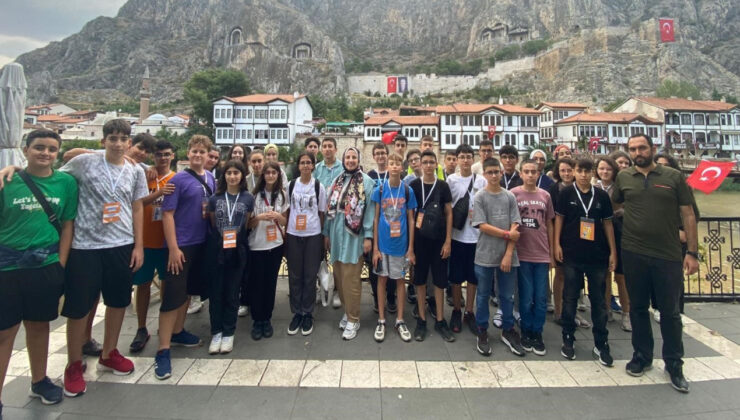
[4,280,740,419]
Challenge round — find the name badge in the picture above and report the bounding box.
[152,205,163,222]
[201,198,209,219]
[580,217,595,241]
[415,211,424,229]
[296,214,307,231]
[223,229,237,248]
[390,221,401,237]
[103,202,122,224]
[266,224,278,241]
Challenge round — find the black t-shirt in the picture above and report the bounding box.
[548,182,569,210]
[409,178,452,236]
[555,184,614,265]
[500,170,523,190]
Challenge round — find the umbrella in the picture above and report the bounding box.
[0,62,28,168]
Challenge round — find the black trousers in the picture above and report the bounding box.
[622,249,684,368]
[248,246,284,322]
[208,257,245,336]
[561,261,609,346]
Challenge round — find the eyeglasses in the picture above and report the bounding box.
[484,170,500,176]
[408,157,420,163]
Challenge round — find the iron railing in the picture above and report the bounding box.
[684,217,740,301]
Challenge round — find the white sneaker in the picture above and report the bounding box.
[575,314,591,328]
[220,335,234,354]
[374,321,386,342]
[238,306,248,317]
[342,321,360,340]
[493,309,503,328]
[332,293,342,309]
[513,310,521,323]
[209,333,222,355]
[396,321,412,342]
[578,294,590,312]
[653,309,661,323]
[621,313,632,332]
[188,296,203,314]
[338,313,348,330]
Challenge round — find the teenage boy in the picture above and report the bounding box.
[63,133,155,170]
[393,135,408,172]
[371,153,417,342]
[0,130,77,408]
[499,145,523,190]
[304,137,321,158]
[413,136,445,180]
[554,157,616,366]
[409,150,454,342]
[472,157,523,357]
[471,140,494,175]
[129,140,176,353]
[447,144,487,334]
[155,135,216,380]
[512,159,555,356]
[60,119,148,397]
[206,147,221,178]
[443,150,457,179]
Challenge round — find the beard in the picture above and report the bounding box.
[634,155,652,168]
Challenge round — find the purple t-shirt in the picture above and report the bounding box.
[162,170,216,247]
[511,186,554,263]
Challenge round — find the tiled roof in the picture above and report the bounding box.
[224,94,306,104]
[364,115,440,126]
[556,112,661,125]
[536,102,588,109]
[634,97,736,112]
[435,103,541,115]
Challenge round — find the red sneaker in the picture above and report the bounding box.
[98,349,134,375]
[63,360,87,397]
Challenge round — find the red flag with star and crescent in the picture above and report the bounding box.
[659,18,675,43]
[686,160,735,194]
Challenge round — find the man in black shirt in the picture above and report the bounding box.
[499,145,523,191]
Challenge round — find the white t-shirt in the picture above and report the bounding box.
[249,189,290,250]
[286,177,327,237]
[448,173,488,243]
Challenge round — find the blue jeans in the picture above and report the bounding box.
[517,262,549,334]
[475,264,517,331]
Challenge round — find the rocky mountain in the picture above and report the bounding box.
[15,0,740,106]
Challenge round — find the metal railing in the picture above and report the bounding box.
[684,217,740,301]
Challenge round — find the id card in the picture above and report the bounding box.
[390,221,401,238]
[223,229,237,248]
[579,217,595,241]
[201,198,209,219]
[102,202,122,224]
[296,214,307,231]
[468,209,473,222]
[415,211,424,229]
[266,224,278,241]
[152,205,163,222]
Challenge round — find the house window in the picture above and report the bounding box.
[226,109,232,119]
[681,114,692,125]
[235,129,241,140]
[494,134,501,147]
[281,110,286,119]
[284,129,288,139]
[247,109,252,119]
[694,114,705,125]
[507,116,513,127]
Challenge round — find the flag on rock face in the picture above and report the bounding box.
[659,18,675,43]
[686,160,735,194]
[387,77,397,94]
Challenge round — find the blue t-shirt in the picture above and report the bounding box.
[371,180,418,257]
[162,170,216,247]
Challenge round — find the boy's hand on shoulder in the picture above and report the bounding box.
[0,165,21,189]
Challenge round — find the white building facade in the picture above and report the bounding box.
[363,116,440,143]
[554,113,663,154]
[535,102,587,145]
[437,104,541,152]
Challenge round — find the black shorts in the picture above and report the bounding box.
[160,244,206,312]
[0,263,64,330]
[413,238,448,289]
[61,245,134,319]
[449,240,477,285]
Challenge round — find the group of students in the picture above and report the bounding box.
[0,122,699,415]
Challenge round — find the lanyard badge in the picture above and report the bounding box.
[575,186,596,241]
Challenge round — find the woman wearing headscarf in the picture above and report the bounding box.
[323,147,377,340]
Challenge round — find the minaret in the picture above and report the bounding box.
[139,65,151,122]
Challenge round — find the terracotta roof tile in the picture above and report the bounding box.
[436,103,540,114]
[556,112,661,125]
[536,102,588,109]
[364,115,440,126]
[634,97,736,112]
[225,94,306,104]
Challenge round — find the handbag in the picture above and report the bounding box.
[452,175,475,230]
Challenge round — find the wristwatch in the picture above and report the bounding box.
[686,251,699,259]
[503,231,510,240]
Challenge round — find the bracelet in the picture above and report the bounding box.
[686,251,699,259]
[503,231,510,240]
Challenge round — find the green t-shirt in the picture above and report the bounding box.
[0,170,78,271]
[613,165,693,262]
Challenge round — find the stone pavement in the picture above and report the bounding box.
[4,279,740,419]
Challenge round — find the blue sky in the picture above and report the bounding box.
[0,0,127,67]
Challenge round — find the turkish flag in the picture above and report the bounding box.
[387,77,397,94]
[659,18,675,43]
[382,131,398,145]
[488,126,496,140]
[589,137,600,152]
[686,160,735,194]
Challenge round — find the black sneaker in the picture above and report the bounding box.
[129,327,150,353]
[593,344,614,367]
[521,330,534,352]
[301,314,314,336]
[561,335,576,360]
[414,319,427,342]
[501,328,525,356]
[435,320,456,342]
[463,311,478,335]
[477,329,492,356]
[407,284,417,304]
[287,314,303,335]
[450,310,462,333]
[29,376,63,405]
[82,338,102,357]
[625,355,653,377]
[262,320,274,338]
[666,365,690,393]
[427,297,437,319]
[251,321,264,341]
[532,332,547,356]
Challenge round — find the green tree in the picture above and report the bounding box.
[656,79,701,99]
[184,69,250,127]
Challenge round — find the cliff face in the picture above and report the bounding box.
[14,0,740,105]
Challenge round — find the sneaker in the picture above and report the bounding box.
[561,336,576,360]
[577,294,590,312]
[575,314,591,329]
[446,291,454,307]
[450,309,462,333]
[521,330,534,352]
[547,296,555,313]
[653,309,661,323]
[374,321,386,342]
[29,376,63,405]
[171,329,203,347]
[396,321,412,342]
[407,284,417,304]
[251,322,264,341]
[621,313,632,332]
[238,305,248,317]
[476,329,492,356]
[332,293,342,309]
[625,356,653,377]
[501,328,525,356]
[154,349,172,380]
[463,311,478,335]
[301,314,314,336]
[435,320,456,342]
[338,313,348,330]
[63,360,86,397]
[387,298,397,314]
[82,338,102,357]
[491,296,499,307]
[492,310,503,329]
[593,345,614,367]
[98,349,134,375]
[263,321,274,338]
[129,327,150,353]
[288,314,303,335]
[610,296,622,313]
[427,297,437,319]
[220,335,234,354]
[513,310,521,323]
[666,365,690,393]
[532,332,547,356]
[187,296,203,314]
[342,321,360,340]
[414,319,427,342]
[209,333,223,354]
